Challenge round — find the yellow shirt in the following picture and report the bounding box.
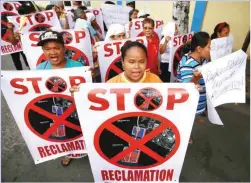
[107,71,162,83]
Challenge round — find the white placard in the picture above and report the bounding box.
[1,67,92,164]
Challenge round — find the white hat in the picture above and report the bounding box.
[105,24,126,41]
[138,11,150,18]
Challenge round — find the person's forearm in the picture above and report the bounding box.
[159,43,167,54]
[7,30,19,45]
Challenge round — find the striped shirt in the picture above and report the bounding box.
[177,54,208,114]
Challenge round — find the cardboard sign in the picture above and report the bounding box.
[21,29,93,69]
[101,4,132,29]
[130,18,164,40]
[1,67,92,164]
[1,2,22,55]
[64,6,75,29]
[200,49,247,125]
[74,83,199,182]
[210,34,233,61]
[97,37,147,82]
[169,33,194,81]
[7,10,62,33]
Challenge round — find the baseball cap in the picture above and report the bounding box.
[37,30,64,46]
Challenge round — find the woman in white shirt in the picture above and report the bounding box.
[159,21,178,82]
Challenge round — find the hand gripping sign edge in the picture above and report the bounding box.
[24,94,83,143]
[94,112,180,169]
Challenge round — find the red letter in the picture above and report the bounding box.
[49,145,57,155]
[45,11,53,21]
[135,21,141,30]
[37,147,46,158]
[13,3,21,10]
[88,89,109,111]
[110,88,130,111]
[114,170,121,181]
[167,88,189,110]
[10,78,28,94]
[156,20,162,29]
[101,170,109,181]
[93,10,99,15]
[75,31,86,43]
[44,146,52,156]
[108,170,115,181]
[70,76,86,87]
[29,32,40,47]
[173,37,178,47]
[104,43,113,57]
[166,169,174,181]
[114,42,122,55]
[27,78,42,93]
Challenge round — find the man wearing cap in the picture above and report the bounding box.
[36,30,83,69]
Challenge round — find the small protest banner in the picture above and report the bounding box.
[97,37,147,82]
[169,32,194,81]
[1,1,22,55]
[101,4,132,29]
[131,18,164,40]
[21,29,93,70]
[74,83,199,182]
[64,6,75,29]
[200,49,247,125]
[1,67,92,164]
[7,10,62,33]
[210,34,233,61]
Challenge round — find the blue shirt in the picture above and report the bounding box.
[36,59,84,70]
[177,54,208,114]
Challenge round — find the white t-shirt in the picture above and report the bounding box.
[160,37,171,63]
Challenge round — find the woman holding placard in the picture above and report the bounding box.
[138,18,160,75]
[177,32,211,143]
[107,41,162,83]
[159,21,179,82]
[211,22,230,40]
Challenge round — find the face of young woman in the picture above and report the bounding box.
[143,22,154,38]
[200,39,211,60]
[218,27,230,38]
[112,33,126,40]
[122,46,147,82]
[131,11,138,19]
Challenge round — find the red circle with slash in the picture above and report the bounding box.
[24,94,83,142]
[94,112,180,169]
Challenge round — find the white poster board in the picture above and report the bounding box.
[97,37,147,82]
[74,83,199,182]
[1,67,92,164]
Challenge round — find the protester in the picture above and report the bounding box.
[73,8,100,42]
[105,24,126,41]
[36,30,84,69]
[211,22,230,40]
[125,9,139,38]
[177,32,211,143]
[36,30,87,166]
[6,4,36,70]
[107,41,162,83]
[86,12,104,40]
[137,18,160,75]
[159,21,178,82]
[73,1,82,7]
[46,4,69,29]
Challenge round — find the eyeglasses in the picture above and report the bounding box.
[143,27,153,30]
